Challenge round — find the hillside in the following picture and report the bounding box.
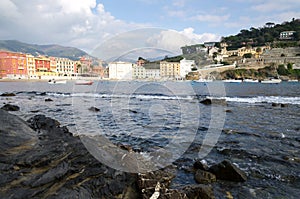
[0,40,89,60]
[222,18,300,50]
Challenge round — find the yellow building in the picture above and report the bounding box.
[26,54,36,79]
[160,61,180,79]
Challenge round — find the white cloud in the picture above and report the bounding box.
[0,0,143,53]
[91,27,220,61]
[180,28,220,43]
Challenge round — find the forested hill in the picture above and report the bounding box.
[222,18,300,50]
[0,40,89,61]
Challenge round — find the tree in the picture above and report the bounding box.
[243,53,252,58]
[256,47,262,53]
[277,64,288,75]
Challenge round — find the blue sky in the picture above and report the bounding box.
[98,0,300,36]
[0,0,299,58]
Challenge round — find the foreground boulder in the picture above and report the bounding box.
[0,109,220,198]
[0,92,16,97]
[209,160,247,182]
[194,170,216,184]
[0,110,139,199]
[1,104,20,111]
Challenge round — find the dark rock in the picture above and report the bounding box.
[1,104,20,111]
[27,114,60,130]
[200,99,212,105]
[209,160,247,182]
[272,103,280,107]
[194,170,216,184]
[45,98,53,102]
[200,98,227,106]
[129,109,138,114]
[0,110,139,199]
[0,92,16,97]
[194,159,209,171]
[281,103,288,107]
[181,185,215,199]
[225,109,232,113]
[88,106,100,112]
[137,166,176,199]
[117,143,134,152]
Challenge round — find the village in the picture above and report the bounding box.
[0,31,300,81]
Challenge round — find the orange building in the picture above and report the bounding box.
[0,51,27,79]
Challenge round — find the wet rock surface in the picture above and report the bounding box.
[200,98,227,106]
[88,106,100,112]
[1,104,20,111]
[209,160,247,182]
[0,110,139,199]
[0,92,16,97]
[0,110,250,199]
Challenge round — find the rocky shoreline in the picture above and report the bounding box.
[0,106,251,199]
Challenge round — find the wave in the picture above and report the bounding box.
[46,92,194,101]
[17,91,300,105]
[219,96,300,105]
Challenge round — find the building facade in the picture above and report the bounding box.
[109,61,133,80]
[55,57,76,77]
[132,65,146,79]
[0,51,27,79]
[160,61,180,79]
[180,59,195,79]
[144,63,160,79]
[26,54,36,79]
[280,31,296,40]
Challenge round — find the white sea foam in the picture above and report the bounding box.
[219,96,300,105]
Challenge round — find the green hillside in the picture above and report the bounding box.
[222,18,300,50]
[0,40,89,60]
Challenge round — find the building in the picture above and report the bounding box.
[132,65,146,79]
[144,63,160,79]
[136,57,148,66]
[79,56,92,74]
[26,54,37,79]
[50,57,57,73]
[109,61,133,80]
[180,59,195,79]
[35,56,52,78]
[160,61,180,79]
[55,57,76,77]
[280,31,296,40]
[0,51,27,79]
[181,44,206,55]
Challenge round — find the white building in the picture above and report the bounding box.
[109,61,133,80]
[280,31,296,40]
[180,58,195,79]
[144,63,160,79]
[132,65,146,79]
[55,57,76,76]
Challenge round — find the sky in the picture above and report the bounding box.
[0,0,300,59]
